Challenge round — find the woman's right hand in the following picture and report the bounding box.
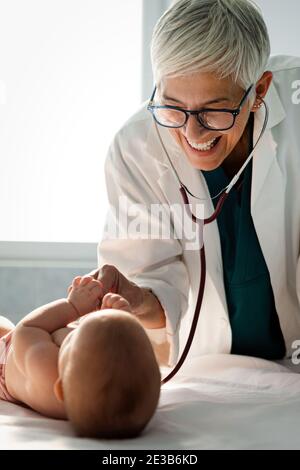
[87,264,144,312]
[68,265,166,329]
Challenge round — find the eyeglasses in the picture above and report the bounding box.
[147,85,253,131]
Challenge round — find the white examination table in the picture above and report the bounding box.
[1,354,300,450]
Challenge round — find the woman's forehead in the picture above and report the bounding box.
[159,73,241,106]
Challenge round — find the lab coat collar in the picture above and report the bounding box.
[264,79,286,129]
[251,79,286,210]
[145,119,181,168]
[250,80,287,344]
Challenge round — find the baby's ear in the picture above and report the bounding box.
[53,378,64,403]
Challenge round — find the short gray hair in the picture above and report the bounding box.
[151,0,270,90]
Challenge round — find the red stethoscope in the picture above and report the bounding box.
[156,99,269,384]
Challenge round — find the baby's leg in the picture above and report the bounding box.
[0,315,15,338]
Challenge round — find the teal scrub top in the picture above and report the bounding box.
[201,124,285,360]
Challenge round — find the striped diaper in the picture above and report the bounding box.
[0,331,19,404]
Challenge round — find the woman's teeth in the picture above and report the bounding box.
[187,137,218,151]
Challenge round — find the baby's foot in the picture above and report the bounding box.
[101,293,132,313]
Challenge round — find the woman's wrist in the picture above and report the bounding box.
[133,288,166,329]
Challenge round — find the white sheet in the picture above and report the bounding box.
[1,354,300,450]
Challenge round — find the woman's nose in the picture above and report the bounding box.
[183,114,208,141]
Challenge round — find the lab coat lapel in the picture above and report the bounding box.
[251,81,286,209]
[251,121,277,209]
[251,93,286,299]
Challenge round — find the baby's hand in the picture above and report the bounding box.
[68,275,103,316]
[101,293,132,313]
[67,276,82,295]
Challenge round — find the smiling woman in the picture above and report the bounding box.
[0,0,142,242]
[147,81,256,171]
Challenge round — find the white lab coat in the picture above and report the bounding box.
[98,55,300,366]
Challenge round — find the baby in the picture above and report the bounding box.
[0,275,161,439]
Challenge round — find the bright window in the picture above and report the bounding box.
[0,0,142,242]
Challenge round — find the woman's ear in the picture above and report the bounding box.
[251,71,273,112]
[53,378,64,403]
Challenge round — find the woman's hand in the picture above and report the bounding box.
[67,275,103,316]
[68,265,166,328]
[89,265,166,329]
[86,265,144,311]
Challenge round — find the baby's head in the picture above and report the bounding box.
[55,310,161,439]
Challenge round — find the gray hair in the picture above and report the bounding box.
[151,0,270,90]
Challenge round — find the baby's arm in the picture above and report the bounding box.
[12,276,103,377]
[50,293,131,348]
[4,276,102,417]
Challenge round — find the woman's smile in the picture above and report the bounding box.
[184,135,222,155]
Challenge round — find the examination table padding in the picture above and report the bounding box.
[1,354,300,450]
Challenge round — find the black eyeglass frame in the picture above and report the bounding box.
[147,84,254,131]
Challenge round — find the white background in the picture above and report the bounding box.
[0,0,142,242]
[254,0,300,57]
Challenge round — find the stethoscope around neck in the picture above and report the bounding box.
[157,99,269,385]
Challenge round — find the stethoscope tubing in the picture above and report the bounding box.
[161,187,228,384]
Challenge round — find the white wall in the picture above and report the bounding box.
[0,0,142,243]
[142,0,170,100]
[142,0,300,101]
[0,0,143,319]
[255,0,300,57]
